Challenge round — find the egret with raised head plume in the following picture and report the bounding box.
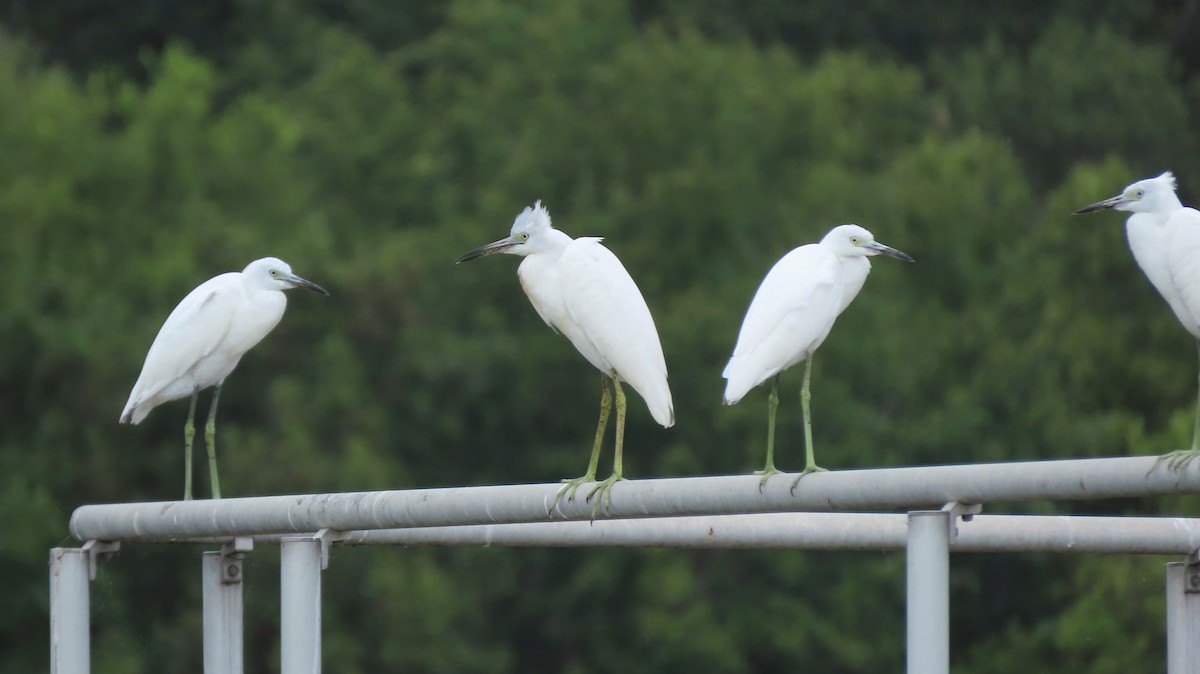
[456,202,674,513]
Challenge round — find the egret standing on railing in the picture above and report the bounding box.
[120,257,329,500]
[1075,172,1200,470]
[723,224,913,489]
[456,201,674,513]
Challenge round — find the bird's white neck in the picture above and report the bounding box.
[834,256,872,315]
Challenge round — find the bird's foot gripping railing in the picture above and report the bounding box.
[53,455,1200,674]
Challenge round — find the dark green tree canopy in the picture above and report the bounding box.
[2,2,1198,672]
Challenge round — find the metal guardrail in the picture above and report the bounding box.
[69,455,1200,541]
[52,456,1200,674]
[330,512,1200,553]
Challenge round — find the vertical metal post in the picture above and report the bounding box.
[280,536,323,674]
[203,551,244,674]
[49,548,90,674]
[907,510,950,674]
[1166,559,1200,674]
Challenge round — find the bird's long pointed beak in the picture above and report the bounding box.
[455,236,517,263]
[1073,194,1126,214]
[868,241,915,262]
[285,273,330,295]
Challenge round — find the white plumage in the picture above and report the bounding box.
[121,257,328,498]
[723,224,912,481]
[1076,172,1200,465]
[723,243,847,405]
[457,201,673,510]
[548,237,674,427]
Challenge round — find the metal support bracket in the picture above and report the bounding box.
[1185,549,1200,594]
[81,540,121,581]
[941,501,983,538]
[313,528,343,570]
[218,537,254,585]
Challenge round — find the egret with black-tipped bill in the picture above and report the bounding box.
[722,224,913,489]
[456,201,674,513]
[1075,172,1200,470]
[120,257,329,499]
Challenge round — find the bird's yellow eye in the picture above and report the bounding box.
[270,269,279,277]
[1135,189,1146,198]
[850,237,861,245]
[518,232,530,242]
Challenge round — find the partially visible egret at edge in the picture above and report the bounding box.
[120,257,329,500]
[456,201,674,513]
[1075,171,1200,470]
[723,224,913,490]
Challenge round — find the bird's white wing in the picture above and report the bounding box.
[122,276,243,421]
[723,245,841,404]
[559,238,674,427]
[1166,207,1200,338]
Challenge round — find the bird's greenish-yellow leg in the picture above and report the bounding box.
[550,375,612,512]
[791,357,827,493]
[1192,340,1200,454]
[755,375,782,486]
[182,388,199,501]
[1161,341,1200,473]
[205,384,223,499]
[588,376,627,514]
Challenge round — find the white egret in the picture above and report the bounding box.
[723,224,913,489]
[120,257,329,499]
[456,201,674,513]
[1075,171,1200,470]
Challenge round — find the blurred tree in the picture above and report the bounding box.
[935,20,1198,185]
[1,0,1197,672]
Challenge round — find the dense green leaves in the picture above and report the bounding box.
[2,1,1198,672]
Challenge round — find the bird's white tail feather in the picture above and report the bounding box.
[635,375,675,428]
[721,373,754,406]
[119,398,150,425]
[721,355,772,405]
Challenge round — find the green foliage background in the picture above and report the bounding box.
[3,1,1200,671]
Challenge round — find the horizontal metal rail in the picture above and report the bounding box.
[332,514,1200,554]
[172,514,1200,554]
[71,456,1198,542]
